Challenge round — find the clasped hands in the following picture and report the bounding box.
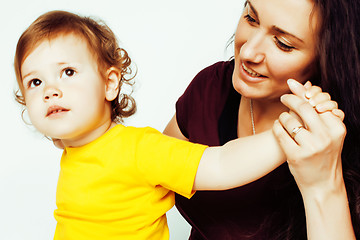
[273,79,346,197]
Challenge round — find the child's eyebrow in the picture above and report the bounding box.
[22,62,72,80]
[22,71,36,81]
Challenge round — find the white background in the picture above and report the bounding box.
[0,0,244,239]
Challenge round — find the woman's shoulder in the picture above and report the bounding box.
[192,60,234,86]
[180,60,235,100]
[175,60,236,142]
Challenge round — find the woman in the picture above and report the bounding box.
[164,0,360,239]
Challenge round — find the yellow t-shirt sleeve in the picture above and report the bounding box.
[136,127,207,199]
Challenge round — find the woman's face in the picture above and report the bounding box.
[233,0,319,101]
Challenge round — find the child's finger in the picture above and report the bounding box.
[307,91,331,107]
[315,100,338,113]
[52,138,65,149]
[305,85,322,99]
[331,109,345,121]
[304,81,312,90]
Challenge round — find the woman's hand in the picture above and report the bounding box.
[273,79,346,193]
[272,80,355,240]
[273,93,346,194]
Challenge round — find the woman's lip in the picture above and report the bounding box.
[239,62,268,83]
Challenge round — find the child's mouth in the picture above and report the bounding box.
[47,106,69,117]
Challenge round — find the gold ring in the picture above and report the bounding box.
[290,126,304,138]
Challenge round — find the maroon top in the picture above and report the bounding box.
[175,61,302,239]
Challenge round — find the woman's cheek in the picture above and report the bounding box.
[268,55,306,83]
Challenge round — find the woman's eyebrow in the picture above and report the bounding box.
[272,26,304,43]
[247,0,259,18]
[248,0,304,44]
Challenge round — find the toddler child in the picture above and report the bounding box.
[14,10,339,240]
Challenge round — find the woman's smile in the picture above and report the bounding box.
[232,0,318,100]
[242,63,264,77]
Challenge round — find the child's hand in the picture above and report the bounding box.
[52,138,65,149]
[287,79,344,120]
[303,81,345,120]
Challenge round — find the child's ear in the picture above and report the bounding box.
[105,67,121,101]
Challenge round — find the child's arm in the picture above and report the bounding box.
[193,129,284,190]
[193,79,343,191]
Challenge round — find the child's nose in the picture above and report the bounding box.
[44,87,62,100]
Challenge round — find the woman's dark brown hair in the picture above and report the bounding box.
[252,0,360,238]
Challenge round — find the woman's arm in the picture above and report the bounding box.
[273,93,355,240]
[163,115,189,141]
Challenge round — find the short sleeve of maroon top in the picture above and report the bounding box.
[176,60,240,146]
[175,61,298,239]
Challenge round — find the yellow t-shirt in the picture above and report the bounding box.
[53,125,207,240]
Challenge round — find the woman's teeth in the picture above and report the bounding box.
[242,63,261,77]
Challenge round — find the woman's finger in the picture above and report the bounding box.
[272,119,300,157]
[287,79,306,99]
[278,112,310,146]
[280,94,323,132]
[317,111,347,140]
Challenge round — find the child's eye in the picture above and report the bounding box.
[28,79,42,88]
[61,68,76,78]
[274,36,295,52]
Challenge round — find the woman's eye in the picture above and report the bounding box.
[28,79,42,88]
[244,14,258,25]
[243,2,258,25]
[62,68,76,78]
[274,36,295,52]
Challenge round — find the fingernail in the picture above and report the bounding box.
[287,79,298,88]
[280,95,287,102]
[305,91,312,98]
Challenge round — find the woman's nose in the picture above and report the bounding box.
[240,31,266,63]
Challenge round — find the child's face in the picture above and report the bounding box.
[21,34,114,147]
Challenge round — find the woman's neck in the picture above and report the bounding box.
[237,97,288,138]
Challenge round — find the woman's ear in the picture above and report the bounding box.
[105,67,121,101]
